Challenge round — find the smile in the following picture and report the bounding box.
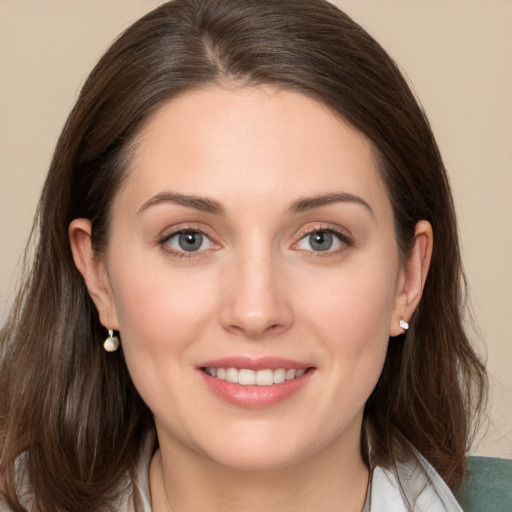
[198,357,314,407]
[203,367,307,386]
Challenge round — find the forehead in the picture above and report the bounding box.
[120,85,390,217]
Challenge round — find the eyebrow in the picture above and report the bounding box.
[138,191,373,217]
[287,192,374,216]
[138,192,225,215]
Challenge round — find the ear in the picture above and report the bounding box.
[390,220,433,336]
[69,219,119,330]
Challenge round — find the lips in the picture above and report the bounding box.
[198,357,314,408]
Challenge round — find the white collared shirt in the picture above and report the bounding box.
[5,438,463,512]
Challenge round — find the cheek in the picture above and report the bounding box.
[304,268,394,419]
[109,261,219,358]
[305,260,399,343]
[106,263,223,421]
[300,255,399,392]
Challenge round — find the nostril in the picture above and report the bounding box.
[219,280,294,338]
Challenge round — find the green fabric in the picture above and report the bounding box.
[456,456,512,512]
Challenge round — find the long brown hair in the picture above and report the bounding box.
[0,0,486,510]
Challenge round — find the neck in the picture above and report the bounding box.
[149,430,369,512]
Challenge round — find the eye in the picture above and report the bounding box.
[295,229,348,253]
[162,230,214,253]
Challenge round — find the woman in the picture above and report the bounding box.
[0,0,487,510]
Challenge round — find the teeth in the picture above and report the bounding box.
[285,369,296,381]
[255,369,273,386]
[225,367,238,383]
[238,369,256,385]
[273,368,286,384]
[204,367,308,385]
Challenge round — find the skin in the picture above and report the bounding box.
[70,86,432,512]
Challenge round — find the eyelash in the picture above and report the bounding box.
[158,225,352,259]
[159,226,217,259]
[293,226,352,256]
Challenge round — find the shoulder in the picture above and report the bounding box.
[115,434,154,512]
[369,452,463,512]
[0,452,32,511]
[1,437,155,512]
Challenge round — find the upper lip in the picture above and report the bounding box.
[197,356,311,371]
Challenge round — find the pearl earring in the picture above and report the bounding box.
[103,329,120,352]
[399,320,409,331]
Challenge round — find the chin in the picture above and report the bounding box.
[190,425,327,473]
[205,446,308,472]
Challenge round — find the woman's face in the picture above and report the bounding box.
[82,86,418,470]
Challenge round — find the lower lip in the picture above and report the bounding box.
[199,369,314,408]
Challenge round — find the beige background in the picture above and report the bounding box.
[1,1,511,458]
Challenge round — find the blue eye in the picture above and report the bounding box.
[308,232,334,251]
[296,230,346,252]
[163,231,212,253]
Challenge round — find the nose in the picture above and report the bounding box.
[219,250,293,339]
